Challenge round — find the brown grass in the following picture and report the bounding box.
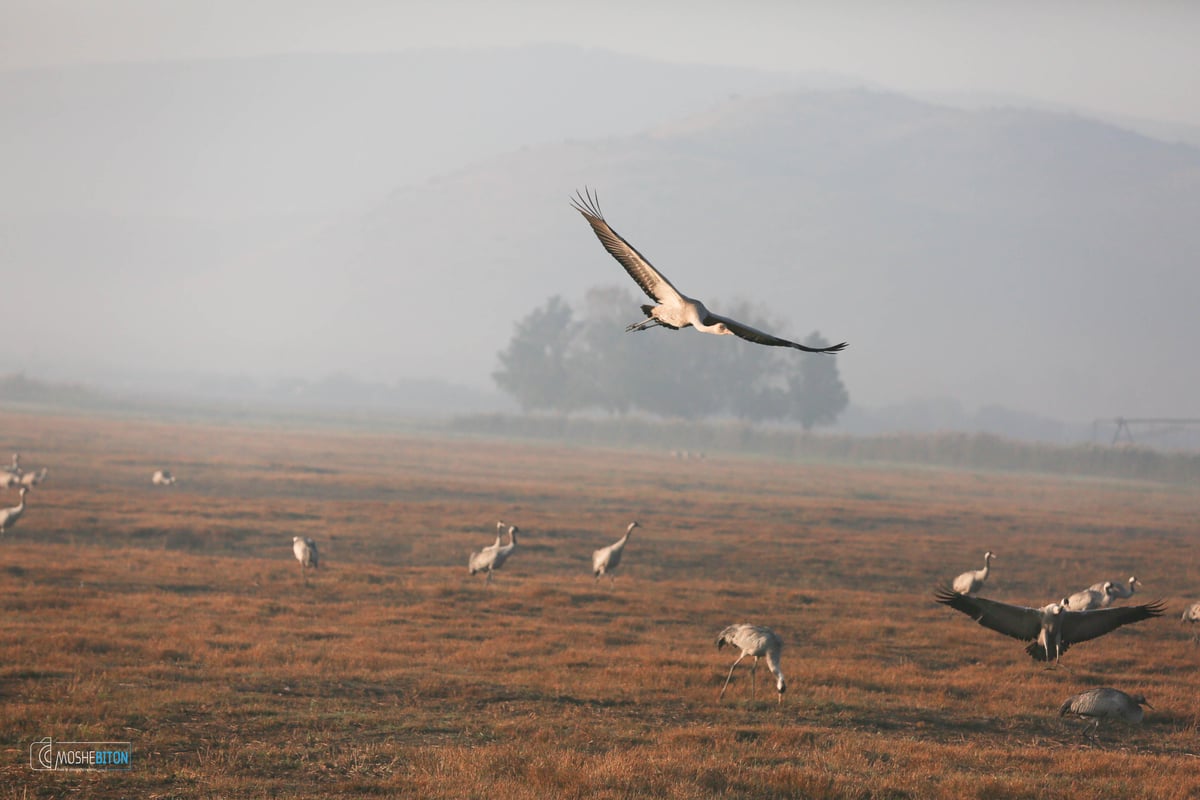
[1,409,1199,799]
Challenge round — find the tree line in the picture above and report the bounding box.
[493,287,849,428]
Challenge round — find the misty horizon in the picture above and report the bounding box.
[2,9,1198,436]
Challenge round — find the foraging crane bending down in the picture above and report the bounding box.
[1091,576,1140,605]
[292,536,319,574]
[19,467,48,488]
[593,521,639,584]
[1059,687,1150,742]
[469,525,518,585]
[152,470,177,486]
[0,487,28,535]
[716,624,786,705]
[934,586,1164,664]
[952,551,994,596]
[571,188,847,353]
[1064,581,1115,611]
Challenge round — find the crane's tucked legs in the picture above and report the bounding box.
[625,317,662,333]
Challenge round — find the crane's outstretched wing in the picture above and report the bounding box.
[571,188,684,304]
[934,587,1042,642]
[702,311,849,353]
[1060,600,1164,645]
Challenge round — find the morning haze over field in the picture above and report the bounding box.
[2,2,1198,439]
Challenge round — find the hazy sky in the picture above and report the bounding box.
[4,0,1199,127]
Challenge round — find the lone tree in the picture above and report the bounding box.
[492,296,580,413]
[788,332,849,430]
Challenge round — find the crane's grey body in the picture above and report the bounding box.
[935,586,1164,663]
[571,189,847,354]
[292,536,319,575]
[0,486,28,534]
[952,550,994,596]
[1064,581,1115,611]
[592,521,639,584]
[716,624,786,704]
[1091,576,1140,606]
[152,469,177,486]
[469,524,518,585]
[1059,687,1150,742]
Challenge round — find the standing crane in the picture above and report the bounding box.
[592,521,639,585]
[952,551,994,596]
[1059,687,1151,742]
[1182,602,1200,641]
[292,536,319,578]
[468,522,506,577]
[716,624,786,705]
[1091,576,1140,605]
[0,487,29,535]
[19,467,48,488]
[1063,581,1115,611]
[469,524,518,585]
[571,188,847,353]
[934,586,1164,664]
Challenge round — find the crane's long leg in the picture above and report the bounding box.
[485,569,493,587]
[751,657,758,701]
[720,653,748,700]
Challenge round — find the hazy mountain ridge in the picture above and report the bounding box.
[3,47,1198,428]
[0,45,816,218]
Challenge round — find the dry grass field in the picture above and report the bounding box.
[1,409,1199,799]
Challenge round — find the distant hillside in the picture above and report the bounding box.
[0,45,813,218]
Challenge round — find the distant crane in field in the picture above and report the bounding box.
[469,524,518,585]
[1183,602,1200,641]
[934,586,1164,664]
[592,521,639,585]
[952,551,994,596]
[468,523,506,578]
[19,467,48,488]
[570,188,848,353]
[0,487,28,535]
[716,624,786,705]
[152,469,177,486]
[0,471,19,488]
[292,536,319,577]
[1059,687,1150,742]
[1091,576,1140,605]
[1064,581,1115,612]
